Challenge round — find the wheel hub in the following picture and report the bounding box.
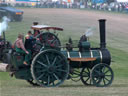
[47,66,55,74]
[100,73,105,78]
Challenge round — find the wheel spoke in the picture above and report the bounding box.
[57,69,67,73]
[83,71,89,74]
[53,73,60,81]
[53,39,58,45]
[55,64,63,68]
[103,78,106,85]
[51,38,56,44]
[52,56,57,65]
[75,70,81,74]
[104,77,110,81]
[102,66,106,72]
[85,77,90,82]
[48,75,50,86]
[105,75,112,77]
[104,69,110,74]
[45,54,50,65]
[37,73,45,80]
[37,61,47,67]
[56,58,65,64]
[82,73,88,77]
[45,34,49,40]
[87,68,90,73]
[73,72,80,76]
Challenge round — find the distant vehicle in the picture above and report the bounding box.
[0,3,23,22]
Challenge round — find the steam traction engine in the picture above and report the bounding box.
[4,19,114,87]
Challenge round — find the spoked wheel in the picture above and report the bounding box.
[80,67,92,86]
[2,53,11,64]
[27,79,39,86]
[91,63,114,87]
[31,49,69,87]
[70,68,81,82]
[36,32,61,49]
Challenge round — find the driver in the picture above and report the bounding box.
[15,34,31,65]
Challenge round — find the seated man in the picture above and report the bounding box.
[15,34,31,65]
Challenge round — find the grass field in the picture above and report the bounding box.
[0,8,128,96]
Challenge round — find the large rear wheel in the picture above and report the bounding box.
[27,79,39,86]
[31,49,69,87]
[2,53,11,64]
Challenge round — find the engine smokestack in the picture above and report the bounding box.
[99,19,106,49]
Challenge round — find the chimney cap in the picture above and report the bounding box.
[99,19,106,22]
[33,22,38,25]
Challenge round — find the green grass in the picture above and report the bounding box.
[0,8,128,96]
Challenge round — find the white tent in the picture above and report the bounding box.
[117,0,128,2]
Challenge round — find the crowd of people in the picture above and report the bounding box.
[12,1,128,13]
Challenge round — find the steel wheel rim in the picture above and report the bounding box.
[27,79,39,86]
[91,63,114,87]
[31,49,69,87]
[80,67,92,86]
[36,32,61,48]
[70,68,81,82]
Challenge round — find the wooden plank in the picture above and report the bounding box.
[68,57,96,62]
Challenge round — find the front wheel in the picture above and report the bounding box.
[91,63,114,87]
[80,67,92,86]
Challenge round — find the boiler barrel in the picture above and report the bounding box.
[61,49,111,68]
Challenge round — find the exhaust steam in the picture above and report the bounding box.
[85,27,94,37]
[0,16,10,36]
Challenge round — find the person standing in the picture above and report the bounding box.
[25,31,34,50]
[33,22,40,37]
